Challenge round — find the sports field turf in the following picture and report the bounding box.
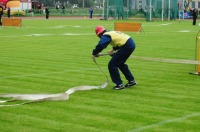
[0,18,200,132]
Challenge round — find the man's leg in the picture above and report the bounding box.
[119,63,134,82]
[117,39,136,86]
[108,55,123,86]
[108,47,133,85]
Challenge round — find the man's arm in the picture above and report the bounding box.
[92,35,112,56]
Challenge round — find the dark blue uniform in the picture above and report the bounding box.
[92,31,136,86]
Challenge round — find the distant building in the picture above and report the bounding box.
[190,0,200,10]
[132,0,200,11]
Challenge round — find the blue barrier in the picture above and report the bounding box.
[179,12,191,19]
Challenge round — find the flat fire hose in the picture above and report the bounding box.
[0,57,108,107]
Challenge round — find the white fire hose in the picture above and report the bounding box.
[2,53,198,107]
[0,56,108,107]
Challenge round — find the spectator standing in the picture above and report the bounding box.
[7,6,10,18]
[192,8,198,25]
[45,7,50,19]
[89,7,93,19]
[55,3,60,13]
[0,3,3,26]
[61,4,65,14]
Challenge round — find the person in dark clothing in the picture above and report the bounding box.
[0,3,3,26]
[92,26,137,90]
[192,9,198,25]
[7,6,10,18]
[89,7,93,19]
[45,7,50,19]
[61,5,65,14]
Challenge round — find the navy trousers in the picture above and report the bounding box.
[108,38,135,85]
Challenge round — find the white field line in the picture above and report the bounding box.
[0,31,194,38]
[50,25,93,29]
[132,56,200,65]
[128,112,200,132]
[60,33,94,35]
[142,23,174,27]
[25,34,54,36]
[160,23,173,26]
[177,30,190,32]
[0,33,95,38]
[50,25,66,28]
[0,68,100,80]
[141,30,197,34]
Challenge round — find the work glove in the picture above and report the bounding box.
[91,54,100,58]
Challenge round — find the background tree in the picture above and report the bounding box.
[184,0,192,11]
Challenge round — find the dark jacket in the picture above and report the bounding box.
[0,6,3,15]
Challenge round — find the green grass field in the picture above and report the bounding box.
[0,18,200,132]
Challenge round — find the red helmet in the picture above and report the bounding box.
[95,26,106,37]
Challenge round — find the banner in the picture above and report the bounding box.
[179,12,191,19]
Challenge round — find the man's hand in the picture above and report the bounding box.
[91,54,100,58]
[108,49,115,55]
